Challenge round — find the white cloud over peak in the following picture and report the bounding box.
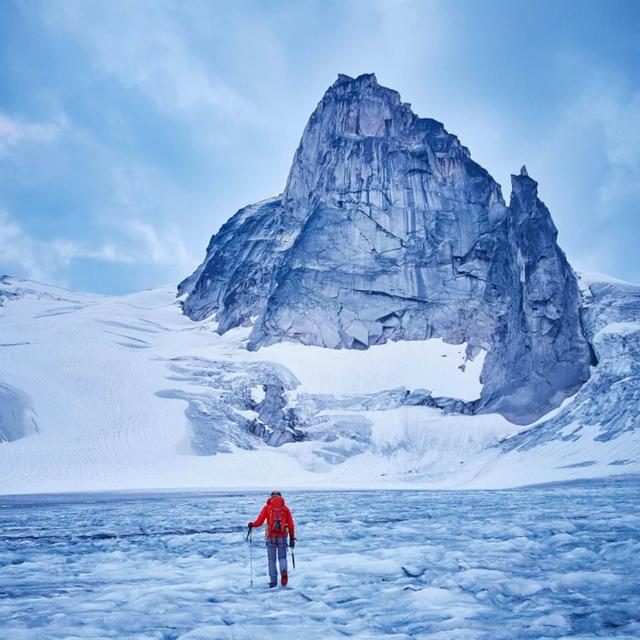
[0,113,65,156]
[43,0,255,125]
[0,209,191,288]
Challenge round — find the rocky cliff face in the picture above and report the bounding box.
[180,73,592,424]
[502,274,640,452]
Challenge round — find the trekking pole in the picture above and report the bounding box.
[246,527,253,588]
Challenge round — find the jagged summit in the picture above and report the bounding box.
[179,75,592,424]
[333,72,379,85]
[325,72,404,112]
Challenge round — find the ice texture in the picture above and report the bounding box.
[1,479,639,639]
[180,75,592,424]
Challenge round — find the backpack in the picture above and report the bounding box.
[266,504,288,537]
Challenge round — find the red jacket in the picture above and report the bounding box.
[250,496,295,539]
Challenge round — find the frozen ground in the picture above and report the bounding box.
[1,479,639,639]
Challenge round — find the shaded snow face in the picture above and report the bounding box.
[0,383,37,443]
[180,74,591,424]
[1,480,639,639]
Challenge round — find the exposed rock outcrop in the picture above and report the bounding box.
[180,74,592,424]
[502,275,640,451]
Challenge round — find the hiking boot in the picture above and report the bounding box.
[281,569,288,587]
[269,582,277,588]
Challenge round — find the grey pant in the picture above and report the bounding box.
[266,536,288,584]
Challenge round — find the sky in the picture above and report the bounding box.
[1,0,639,294]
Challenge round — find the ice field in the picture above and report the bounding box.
[1,479,639,639]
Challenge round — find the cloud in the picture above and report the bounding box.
[0,113,65,156]
[42,0,255,124]
[560,65,640,220]
[0,209,191,287]
[515,55,640,283]
[4,0,637,291]
[109,218,191,267]
[0,209,134,284]
[0,209,66,282]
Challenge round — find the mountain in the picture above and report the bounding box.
[1,75,638,494]
[180,73,591,425]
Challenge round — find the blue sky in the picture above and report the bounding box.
[1,0,639,293]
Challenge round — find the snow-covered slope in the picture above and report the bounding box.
[0,274,638,494]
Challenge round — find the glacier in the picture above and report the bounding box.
[1,480,639,639]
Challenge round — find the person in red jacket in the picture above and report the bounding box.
[248,491,295,588]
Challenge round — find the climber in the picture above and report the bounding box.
[248,491,296,588]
